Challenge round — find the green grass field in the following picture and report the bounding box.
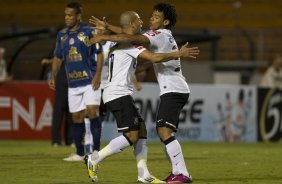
[0,141,281,184]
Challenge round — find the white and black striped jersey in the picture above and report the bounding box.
[103,43,145,103]
[143,29,190,95]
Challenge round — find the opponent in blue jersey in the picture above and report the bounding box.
[49,2,103,161]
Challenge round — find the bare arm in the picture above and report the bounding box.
[132,75,142,91]
[41,58,53,65]
[49,58,62,90]
[106,23,123,34]
[139,42,200,63]
[90,34,149,45]
[92,53,104,90]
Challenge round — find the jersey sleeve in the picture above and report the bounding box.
[53,32,63,59]
[125,45,146,59]
[143,30,163,48]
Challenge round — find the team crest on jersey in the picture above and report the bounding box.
[77,32,90,46]
[69,38,75,45]
[68,46,82,62]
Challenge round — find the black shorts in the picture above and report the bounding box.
[99,89,107,118]
[156,92,189,132]
[105,95,143,133]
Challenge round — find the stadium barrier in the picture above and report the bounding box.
[0,82,281,142]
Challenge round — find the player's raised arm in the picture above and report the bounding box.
[179,42,200,59]
[90,34,149,46]
[89,16,123,34]
[138,42,200,63]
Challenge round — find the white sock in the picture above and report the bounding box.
[84,118,93,145]
[163,144,171,164]
[93,135,130,164]
[134,138,150,178]
[166,139,189,176]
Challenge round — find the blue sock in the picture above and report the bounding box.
[90,117,102,151]
[85,144,92,154]
[73,122,85,156]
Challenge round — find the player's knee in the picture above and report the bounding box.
[86,106,99,119]
[157,126,173,141]
[139,122,147,137]
[124,132,139,144]
[72,111,84,123]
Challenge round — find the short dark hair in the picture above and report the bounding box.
[66,2,83,14]
[153,3,177,29]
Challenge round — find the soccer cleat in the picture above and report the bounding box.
[166,173,193,183]
[164,173,174,182]
[63,153,84,162]
[137,175,165,183]
[85,154,99,182]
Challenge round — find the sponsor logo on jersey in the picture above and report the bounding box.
[68,70,89,79]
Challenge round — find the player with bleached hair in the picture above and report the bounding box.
[85,10,198,183]
[89,3,197,183]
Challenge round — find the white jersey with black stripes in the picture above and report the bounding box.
[143,29,190,95]
[103,43,145,103]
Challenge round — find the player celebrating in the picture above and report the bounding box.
[89,3,197,183]
[85,10,198,183]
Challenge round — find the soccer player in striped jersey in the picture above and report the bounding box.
[86,10,198,183]
[89,3,198,183]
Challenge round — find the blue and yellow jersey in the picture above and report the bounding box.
[53,23,102,88]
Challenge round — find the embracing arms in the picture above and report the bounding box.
[139,42,199,63]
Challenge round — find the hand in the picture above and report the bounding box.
[134,82,142,91]
[48,78,55,90]
[92,74,101,90]
[179,42,200,59]
[89,16,107,31]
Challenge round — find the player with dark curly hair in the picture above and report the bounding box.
[89,3,197,183]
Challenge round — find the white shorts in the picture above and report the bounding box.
[68,84,101,113]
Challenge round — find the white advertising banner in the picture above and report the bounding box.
[101,83,257,142]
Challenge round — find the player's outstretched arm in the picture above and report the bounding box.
[89,16,123,34]
[90,34,149,46]
[139,42,200,63]
[179,42,200,59]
